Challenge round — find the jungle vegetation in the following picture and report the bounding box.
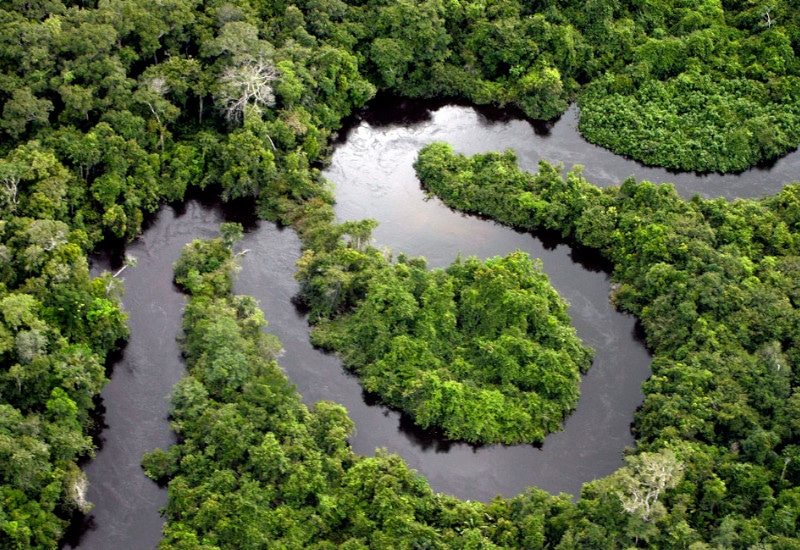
[305,248,593,445]
[415,142,800,547]
[0,0,799,548]
[142,227,575,548]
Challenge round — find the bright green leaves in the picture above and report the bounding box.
[298,206,592,444]
[415,135,800,545]
[155,230,523,548]
[219,123,277,201]
[452,253,566,340]
[0,142,72,222]
[416,143,590,236]
[362,0,450,94]
[512,64,568,121]
[171,224,288,402]
[369,37,414,89]
[310,246,593,444]
[1,87,53,139]
[1,294,44,332]
[173,226,242,297]
[194,316,252,395]
[579,74,800,172]
[456,12,575,119]
[577,10,800,172]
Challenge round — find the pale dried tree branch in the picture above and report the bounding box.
[217,57,279,123]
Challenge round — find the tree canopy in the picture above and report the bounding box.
[1,0,800,547]
[414,141,800,548]
[306,246,593,444]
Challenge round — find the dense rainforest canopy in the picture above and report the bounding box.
[1,0,800,547]
[306,248,593,445]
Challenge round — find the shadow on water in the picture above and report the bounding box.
[61,512,97,549]
[396,413,457,454]
[358,93,561,137]
[473,102,560,136]
[86,396,109,449]
[568,243,614,274]
[632,319,650,348]
[358,94,449,128]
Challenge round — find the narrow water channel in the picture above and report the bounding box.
[67,202,231,550]
[69,99,799,548]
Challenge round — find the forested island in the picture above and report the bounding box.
[2,0,800,548]
[305,246,594,445]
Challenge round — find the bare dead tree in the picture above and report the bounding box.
[139,77,172,153]
[0,161,22,213]
[763,6,774,28]
[617,449,685,523]
[147,76,170,97]
[1,174,19,212]
[217,57,279,123]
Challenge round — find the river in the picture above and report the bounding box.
[67,99,799,548]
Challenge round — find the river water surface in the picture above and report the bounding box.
[69,99,800,548]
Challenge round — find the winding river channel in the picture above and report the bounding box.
[68,99,800,549]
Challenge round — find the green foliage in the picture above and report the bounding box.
[350,0,800,171]
[415,143,592,237]
[0,218,127,547]
[2,0,800,546]
[416,141,800,547]
[579,72,800,172]
[173,228,242,297]
[308,247,593,444]
[147,231,571,549]
[573,2,800,172]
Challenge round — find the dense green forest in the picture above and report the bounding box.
[415,143,800,547]
[141,227,575,548]
[305,248,593,444]
[1,0,800,547]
